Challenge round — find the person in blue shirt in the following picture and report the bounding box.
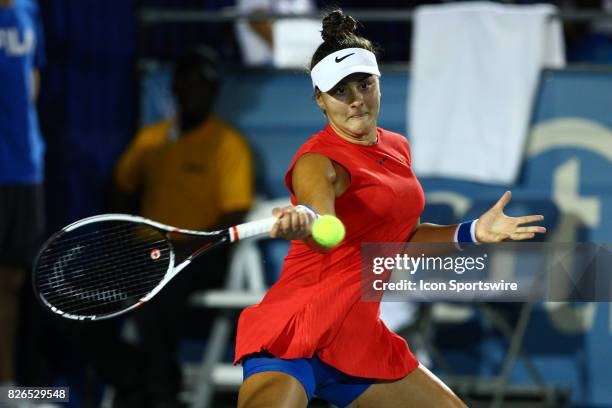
[0,0,45,388]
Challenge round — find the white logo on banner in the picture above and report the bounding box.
[528,118,612,335]
[420,118,612,334]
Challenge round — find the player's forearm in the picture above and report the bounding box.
[292,154,339,253]
[408,223,458,243]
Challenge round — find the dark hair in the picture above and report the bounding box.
[309,9,378,71]
[172,47,221,131]
[173,47,220,87]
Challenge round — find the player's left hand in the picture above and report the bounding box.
[475,191,547,243]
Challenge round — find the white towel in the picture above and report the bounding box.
[272,19,322,69]
[235,0,316,66]
[409,2,565,184]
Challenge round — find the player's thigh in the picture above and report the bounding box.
[348,364,467,408]
[238,371,308,408]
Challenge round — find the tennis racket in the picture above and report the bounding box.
[32,213,280,321]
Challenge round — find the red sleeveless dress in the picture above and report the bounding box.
[234,125,425,379]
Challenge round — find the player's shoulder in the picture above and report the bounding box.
[379,127,412,161]
[379,127,408,143]
[380,127,411,149]
[289,129,342,175]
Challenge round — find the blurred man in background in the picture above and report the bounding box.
[0,0,46,395]
[114,47,254,408]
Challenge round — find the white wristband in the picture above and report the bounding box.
[296,204,319,221]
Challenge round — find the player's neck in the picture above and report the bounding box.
[0,0,14,8]
[329,122,378,146]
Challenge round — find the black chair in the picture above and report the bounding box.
[459,198,561,407]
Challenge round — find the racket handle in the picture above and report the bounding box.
[229,206,319,242]
[230,217,277,242]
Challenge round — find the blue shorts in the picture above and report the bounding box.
[242,353,374,408]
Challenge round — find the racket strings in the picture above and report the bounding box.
[41,252,170,304]
[36,236,169,285]
[37,244,171,292]
[35,221,172,317]
[36,226,165,258]
[41,268,171,314]
[39,253,171,293]
[39,259,169,303]
[36,235,169,293]
[37,262,168,297]
[37,260,168,315]
[43,237,228,309]
[41,221,157,248]
[37,264,168,311]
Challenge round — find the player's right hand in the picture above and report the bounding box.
[270,206,315,241]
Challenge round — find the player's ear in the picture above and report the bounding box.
[314,88,326,110]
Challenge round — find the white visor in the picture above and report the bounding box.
[310,48,380,92]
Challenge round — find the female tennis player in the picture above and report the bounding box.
[234,9,546,408]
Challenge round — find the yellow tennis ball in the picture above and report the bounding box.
[312,215,345,248]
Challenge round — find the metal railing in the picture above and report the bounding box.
[139,7,612,25]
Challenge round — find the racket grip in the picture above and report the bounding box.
[230,206,318,242]
[231,217,277,242]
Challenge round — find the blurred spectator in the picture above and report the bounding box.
[0,0,45,394]
[565,0,612,63]
[235,0,316,66]
[113,47,254,408]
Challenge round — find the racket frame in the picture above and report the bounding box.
[33,213,276,321]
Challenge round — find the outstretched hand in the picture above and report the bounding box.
[475,191,547,243]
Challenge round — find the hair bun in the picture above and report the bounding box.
[321,10,358,43]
